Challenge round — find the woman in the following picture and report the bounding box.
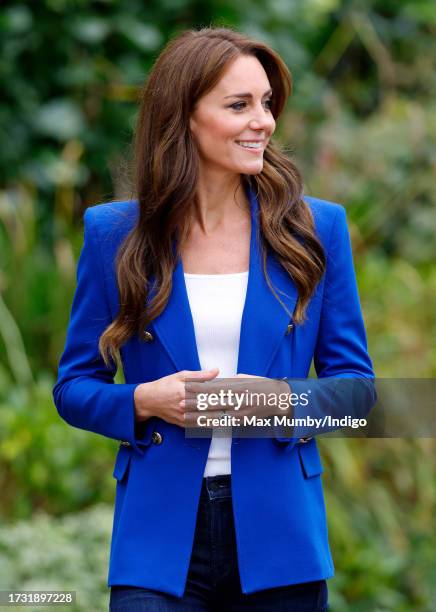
[53,26,374,611]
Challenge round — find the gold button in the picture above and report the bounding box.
[286,323,294,335]
[152,431,163,445]
[144,330,154,342]
[120,440,131,447]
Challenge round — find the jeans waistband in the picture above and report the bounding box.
[201,474,232,501]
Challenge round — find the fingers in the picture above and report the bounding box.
[179,368,220,382]
[233,373,264,379]
[179,396,223,414]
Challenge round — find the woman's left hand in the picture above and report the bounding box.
[182,374,291,428]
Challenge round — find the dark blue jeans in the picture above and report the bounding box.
[110,474,329,611]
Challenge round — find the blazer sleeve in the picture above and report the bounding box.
[52,207,151,455]
[275,205,376,452]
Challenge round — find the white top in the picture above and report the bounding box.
[184,271,249,477]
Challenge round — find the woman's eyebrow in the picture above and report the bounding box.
[223,88,273,99]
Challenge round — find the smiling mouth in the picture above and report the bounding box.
[235,141,265,152]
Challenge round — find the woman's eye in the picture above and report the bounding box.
[229,99,273,112]
[230,102,246,111]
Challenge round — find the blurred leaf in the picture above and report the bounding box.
[33,100,85,141]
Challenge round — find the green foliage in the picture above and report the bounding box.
[0,504,113,611]
[0,1,434,609]
[320,438,435,611]
[0,367,119,518]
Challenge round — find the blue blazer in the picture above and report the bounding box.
[53,185,375,597]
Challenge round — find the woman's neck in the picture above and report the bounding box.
[193,172,249,234]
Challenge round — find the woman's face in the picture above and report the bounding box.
[189,55,276,177]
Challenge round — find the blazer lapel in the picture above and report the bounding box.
[151,256,202,372]
[151,184,298,376]
[236,186,298,375]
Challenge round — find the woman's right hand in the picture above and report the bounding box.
[134,368,220,427]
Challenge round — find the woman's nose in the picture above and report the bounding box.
[248,105,275,132]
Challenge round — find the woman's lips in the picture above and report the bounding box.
[235,141,264,154]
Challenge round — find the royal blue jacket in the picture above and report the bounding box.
[53,185,375,597]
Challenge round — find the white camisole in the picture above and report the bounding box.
[184,271,249,477]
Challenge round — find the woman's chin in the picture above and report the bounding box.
[234,161,264,175]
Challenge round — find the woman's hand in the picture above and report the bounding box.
[134,368,220,427]
[232,373,263,379]
[183,374,292,427]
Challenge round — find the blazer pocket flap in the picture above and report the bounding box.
[298,440,324,478]
[112,446,132,481]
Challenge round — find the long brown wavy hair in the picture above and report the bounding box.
[99,26,326,369]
